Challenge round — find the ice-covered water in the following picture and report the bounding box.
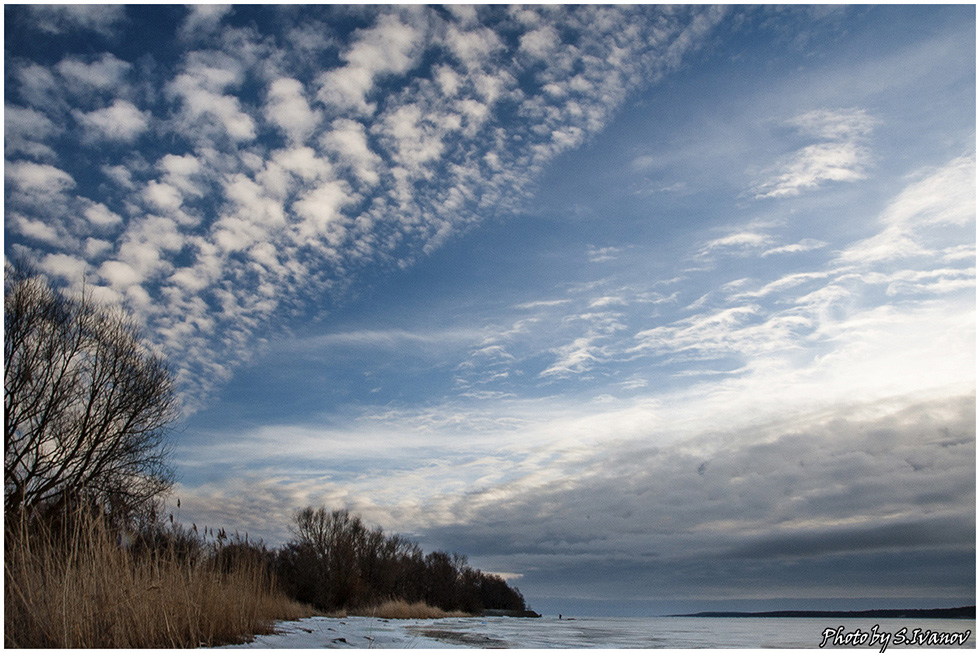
[404,616,975,649]
[218,615,975,649]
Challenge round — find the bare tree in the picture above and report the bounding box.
[4,261,178,518]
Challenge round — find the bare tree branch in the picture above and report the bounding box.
[4,260,178,518]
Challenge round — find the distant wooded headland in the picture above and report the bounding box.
[672,606,975,619]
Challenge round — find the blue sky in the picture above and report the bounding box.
[4,5,975,613]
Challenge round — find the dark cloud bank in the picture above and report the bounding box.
[419,395,975,613]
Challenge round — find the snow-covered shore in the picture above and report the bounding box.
[216,615,489,649]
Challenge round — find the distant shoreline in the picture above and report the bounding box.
[670,606,975,620]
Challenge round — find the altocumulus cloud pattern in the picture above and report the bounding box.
[5,5,724,408]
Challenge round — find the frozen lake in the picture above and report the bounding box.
[218,615,975,648]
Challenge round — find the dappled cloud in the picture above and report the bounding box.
[5,5,726,409]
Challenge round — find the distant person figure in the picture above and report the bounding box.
[559,614,562,620]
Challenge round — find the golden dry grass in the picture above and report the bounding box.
[354,599,471,619]
[4,512,313,648]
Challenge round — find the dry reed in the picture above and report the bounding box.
[354,599,471,620]
[4,511,313,648]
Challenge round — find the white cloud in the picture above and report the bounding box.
[75,99,150,142]
[84,238,113,257]
[631,154,656,170]
[101,215,186,292]
[762,238,828,256]
[155,153,205,209]
[5,105,61,159]
[223,173,285,226]
[345,12,421,73]
[83,202,124,228]
[376,104,446,171]
[99,260,143,288]
[168,267,211,293]
[26,5,125,36]
[444,23,504,71]
[514,299,573,310]
[839,154,975,263]
[264,77,321,144]
[519,25,560,59]
[786,108,876,140]
[755,141,870,198]
[589,296,628,309]
[179,5,232,41]
[837,226,926,263]
[281,327,485,353]
[56,53,131,94]
[9,214,60,245]
[286,22,335,57]
[39,253,90,283]
[729,271,832,301]
[699,231,773,256]
[877,153,975,229]
[158,153,202,182]
[625,158,975,401]
[13,63,62,113]
[167,53,256,143]
[101,163,137,190]
[320,119,382,186]
[271,146,332,183]
[143,181,183,212]
[880,268,976,297]
[5,161,80,231]
[632,304,769,360]
[753,108,875,199]
[316,12,423,115]
[5,160,75,192]
[540,336,601,377]
[211,174,288,252]
[434,65,461,97]
[586,246,623,263]
[292,180,352,243]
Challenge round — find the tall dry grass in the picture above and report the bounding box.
[354,599,471,620]
[4,510,313,648]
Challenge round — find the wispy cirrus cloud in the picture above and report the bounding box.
[486,152,972,392]
[762,238,828,257]
[838,153,976,263]
[752,108,876,199]
[697,231,775,258]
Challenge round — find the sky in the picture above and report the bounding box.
[4,5,976,615]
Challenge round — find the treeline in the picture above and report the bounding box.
[275,506,527,615]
